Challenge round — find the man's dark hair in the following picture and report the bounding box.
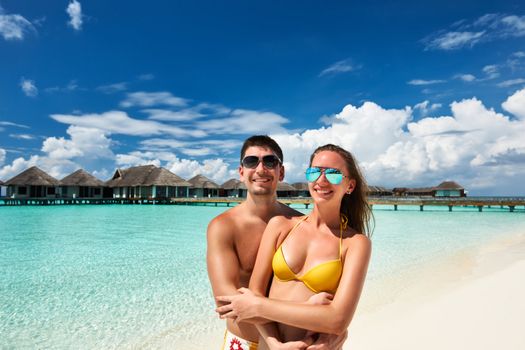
[240,135,283,164]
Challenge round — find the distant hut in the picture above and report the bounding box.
[277,182,296,198]
[368,186,393,197]
[433,181,466,197]
[106,165,191,199]
[393,186,433,197]
[220,178,246,198]
[405,187,434,197]
[292,182,310,197]
[60,169,107,199]
[0,180,5,197]
[188,174,219,198]
[368,186,392,196]
[5,166,59,198]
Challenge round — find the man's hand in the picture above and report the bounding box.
[266,334,315,350]
[306,292,333,305]
[306,331,348,350]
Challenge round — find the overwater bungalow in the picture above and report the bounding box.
[368,186,393,196]
[0,180,6,197]
[433,181,465,197]
[106,165,191,199]
[292,182,310,197]
[277,182,296,198]
[393,181,466,197]
[5,166,60,198]
[60,169,109,199]
[220,178,246,198]
[393,186,433,197]
[188,174,219,198]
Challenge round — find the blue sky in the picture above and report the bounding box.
[1,0,524,195]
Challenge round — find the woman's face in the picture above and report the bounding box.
[308,150,356,203]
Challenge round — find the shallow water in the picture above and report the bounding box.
[0,204,524,348]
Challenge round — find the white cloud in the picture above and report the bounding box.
[0,148,5,166]
[9,134,35,140]
[407,79,446,86]
[497,78,525,88]
[319,59,358,77]
[500,15,525,35]
[0,6,35,40]
[140,138,240,157]
[167,157,232,183]
[0,154,80,181]
[424,14,525,51]
[482,65,500,79]
[502,88,525,120]
[97,82,128,94]
[414,100,442,116]
[269,90,525,195]
[114,150,233,183]
[66,0,83,31]
[120,92,189,108]
[513,51,525,58]
[195,109,290,135]
[42,126,114,160]
[0,126,114,180]
[143,108,205,121]
[0,121,29,128]
[424,31,485,50]
[50,110,206,137]
[454,74,476,82]
[20,78,38,97]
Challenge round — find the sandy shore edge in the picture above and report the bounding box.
[346,234,525,350]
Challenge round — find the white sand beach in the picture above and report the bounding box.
[346,233,525,350]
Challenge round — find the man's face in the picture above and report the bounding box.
[239,146,284,196]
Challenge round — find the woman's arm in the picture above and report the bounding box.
[217,234,371,335]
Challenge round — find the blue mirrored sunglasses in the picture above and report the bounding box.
[305,167,347,185]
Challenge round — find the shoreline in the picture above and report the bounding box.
[346,231,525,349]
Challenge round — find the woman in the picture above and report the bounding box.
[217,144,372,349]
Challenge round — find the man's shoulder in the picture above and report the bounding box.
[207,207,239,235]
[207,204,251,238]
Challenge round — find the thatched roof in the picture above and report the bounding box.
[292,182,309,191]
[106,165,191,187]
[277,182,296,191]
[434,181,464,190]
[0,180,3,186]
[406,187,434,193]
[5,166,60,186]
[60,169,105,187]
[221,178,246,190]
[187,174,219,189]
[368,186,392,193]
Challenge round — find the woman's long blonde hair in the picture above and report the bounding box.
[310,144,373,237]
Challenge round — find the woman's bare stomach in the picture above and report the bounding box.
[268,278,318,342]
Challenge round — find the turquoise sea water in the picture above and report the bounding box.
[1,204,524,349]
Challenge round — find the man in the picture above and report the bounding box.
[207,135,346,350]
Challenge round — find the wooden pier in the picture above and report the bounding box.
[1,196,523,212]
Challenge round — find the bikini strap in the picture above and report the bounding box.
[285,215,308,241]
[339,214,348,258]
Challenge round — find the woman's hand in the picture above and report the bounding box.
[215,287,262,322]
[266,335,314,350]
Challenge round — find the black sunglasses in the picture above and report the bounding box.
[241,155,282,169]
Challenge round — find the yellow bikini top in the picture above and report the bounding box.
[272,215,345,294]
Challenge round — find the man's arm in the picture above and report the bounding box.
[207,215,241,302]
